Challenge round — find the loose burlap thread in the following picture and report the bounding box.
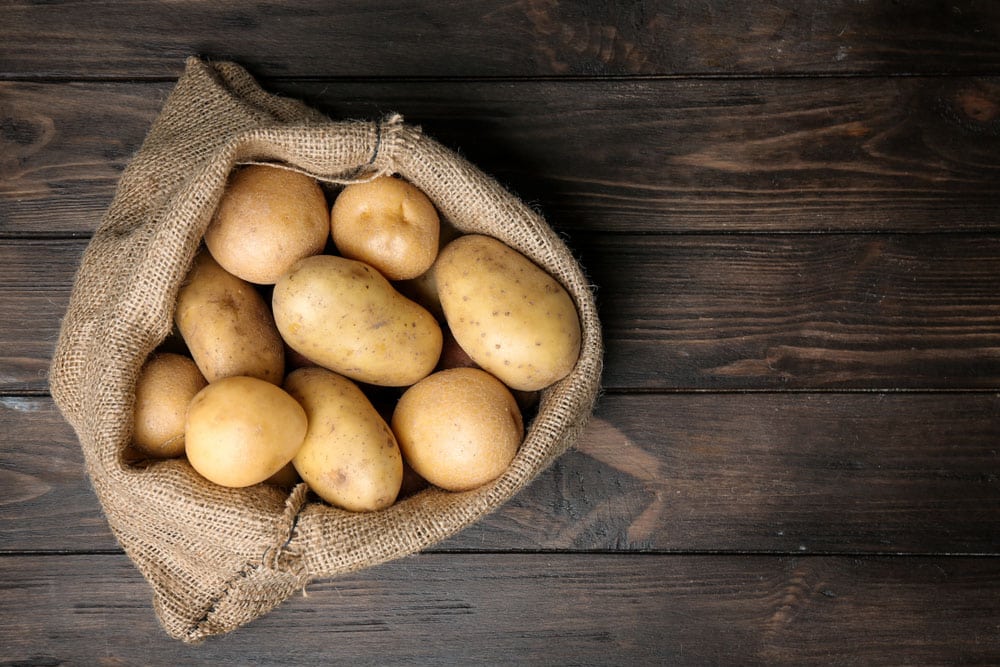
[49,57,603,642]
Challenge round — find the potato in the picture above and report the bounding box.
[392,368,523,492]
[436,326,479,372]
[264,462,301,490]
[132,352,206,459]
[394,261,443,321]
[331,175,440,280]
[398,460,429,499]
[283,341,318,372]
[272,254,442,387]
[175,249,285,384]
[435,234,582,391]
[204,165,329,284]
[434,330,539,412]
[393,218,464,318]
[185,376,307,488]
[285,367,403,512]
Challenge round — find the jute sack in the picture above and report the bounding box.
[49,57,603,643]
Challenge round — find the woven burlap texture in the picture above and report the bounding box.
[49,57,603,643]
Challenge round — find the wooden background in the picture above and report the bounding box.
[3,1,1000,663]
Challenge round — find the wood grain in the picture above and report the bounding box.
[4,76,1000,237]
[4,1,1000,79]
[0,82,165,237]
[582,233,1000,390]
[0,239,80,393]
[1,552,998,664]
[7,393,1000,555]
[5,0,1000,661]
[8,234,1000,392]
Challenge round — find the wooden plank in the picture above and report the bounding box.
[0,82,164,237]
[1,552,997,664]
[583,233,1000,390]
[0,240,80,393]
[4,76,1000,237]
[9,234,1000,392]
[4,1,1000,79]
[0,395,110,551]
[7,392,1000,554]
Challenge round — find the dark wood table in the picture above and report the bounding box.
[4,2,1000,664]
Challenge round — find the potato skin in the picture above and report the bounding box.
[392,368,523,492]
[331,175,440,281]
[264,462,301,490]
[185,376,307,488]
[285,367,403,512]
[132,353,206,458]
[435,235,582,391]
[272,254,442,387]
[204,165,329,284]
[394,261,443,321]
[174,250,285,384]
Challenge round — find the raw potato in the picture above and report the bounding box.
[285,367,403,512]
[436,326,479,372]
[392,214,463,319]
[265,462,301,490]
[331,175,440,280]
[398,460,429,499]
[185,376,307,488]
[272,254,442,387]
[132,353,206,458]
[175,250,285,384]
[435,330,540,412]
[392,368,523,492]
[435,234,582,391]
[204,165,329,284]
[395,261,443,321]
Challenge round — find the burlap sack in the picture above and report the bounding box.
[49,57,602,642]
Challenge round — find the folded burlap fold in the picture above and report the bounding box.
[50,57,602,642]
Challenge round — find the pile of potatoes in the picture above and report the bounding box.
[132,165,582,512]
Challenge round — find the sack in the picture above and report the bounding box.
[49,57,603,642]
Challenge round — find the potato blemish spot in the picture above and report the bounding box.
[328,469,349,487]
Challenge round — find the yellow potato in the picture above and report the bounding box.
[436,326,479,372]
[285,367,403,512]
[433,329,539,412]
[272,254,442,387]
[435,234,581,391]
[175,249,285,384]
[394,261,443,321]
[264,462,302,490]
[132,352,206,459]
[331,175,440,280]
[185,376,307,488]
[392,368,523,492]
[393,219,463,319]
[204,165,329,284]
[398,460,428,499]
